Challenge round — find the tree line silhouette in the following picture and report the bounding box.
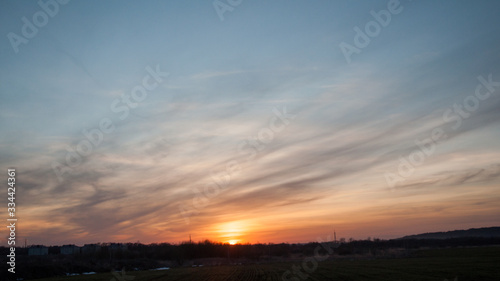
[2,236,500,280]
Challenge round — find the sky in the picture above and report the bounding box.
[1,0,500,246]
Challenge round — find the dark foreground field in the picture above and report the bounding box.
[37,247,500,281]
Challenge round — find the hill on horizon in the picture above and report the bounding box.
[398,226,500,240]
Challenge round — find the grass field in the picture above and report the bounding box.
[36,246,500,281]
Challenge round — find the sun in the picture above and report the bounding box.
[217,221,247,245]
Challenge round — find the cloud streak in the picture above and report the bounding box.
[1,0,500,245]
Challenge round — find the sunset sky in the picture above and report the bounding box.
[1,1,500,246]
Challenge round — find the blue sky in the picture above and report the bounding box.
[1,0,500,245]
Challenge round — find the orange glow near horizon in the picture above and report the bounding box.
[16,182,500,246]
[216,221,247,244]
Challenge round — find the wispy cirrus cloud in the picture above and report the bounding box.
[1,0,500,246]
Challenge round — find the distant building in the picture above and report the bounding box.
[28,245,48,256]
[60,244,80,255]
[82,244,101,254]
[109,243,127,251]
